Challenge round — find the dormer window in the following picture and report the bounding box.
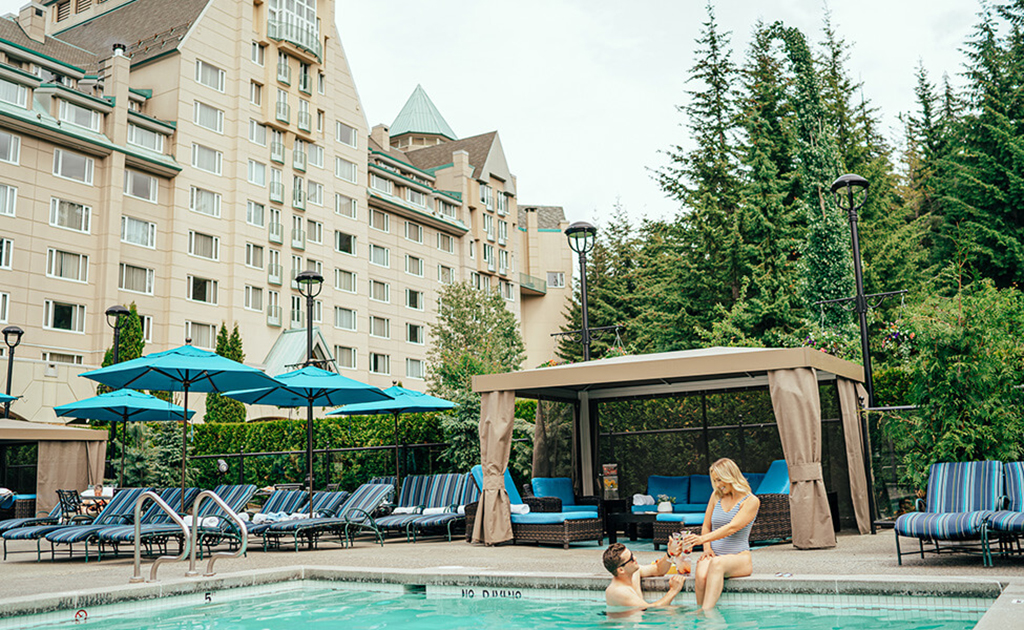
[59,100,101,131]
[0,79,27,108]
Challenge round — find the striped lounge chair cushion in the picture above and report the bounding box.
[408,472,478,532]
[983,462,1024,535]
[95,488,200,543]
[44,488,157,545]
[895,511,990,540]
[925,461,1003,513]
[376,474,466,530]
[0,503,61,533]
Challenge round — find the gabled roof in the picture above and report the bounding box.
[390,84,456,141]
[0,16,96,72]
[54,0,209,67]
[404,130,496,180]
[519,205,566,230]
[262,328,336,376]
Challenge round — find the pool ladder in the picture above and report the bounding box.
[129,490,248,583]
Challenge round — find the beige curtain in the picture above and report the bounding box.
[473,390,516,545]
[35,440,107,513]
[768,368,836,549]
[532,400,553,478]
[838,378,871,534]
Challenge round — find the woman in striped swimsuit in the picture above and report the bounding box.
[682,457,760,611]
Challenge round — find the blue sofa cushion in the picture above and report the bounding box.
[511,512,596,525]
[647,476,689,504]
[756,460,790,495]
[689,475,714,504]
[631,505,658,513]
[746,473,765,493]
[655,512,706,526]
[532,478,576,507]
[894,510,990,540]
[562,505,597,513]
[471,465,523,504]
[673,503,707,513]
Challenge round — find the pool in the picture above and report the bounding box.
[5,582,991,630]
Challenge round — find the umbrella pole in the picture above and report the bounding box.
[119,421,125,488]
[307,401,314,518]
[182,382,189,514]
[394,412,400,486]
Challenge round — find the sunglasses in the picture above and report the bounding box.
[616,551,636,569]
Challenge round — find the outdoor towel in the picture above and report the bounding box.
[422,507,448,516]
[392,506,421,515]
[510,503,530,515]
[634,494,655,506]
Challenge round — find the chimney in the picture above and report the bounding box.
[18,3,46,44]
[105,44,131,145]
[371,124,390,150]
[453,149,470,177]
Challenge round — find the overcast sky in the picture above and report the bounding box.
[0,0,981,228]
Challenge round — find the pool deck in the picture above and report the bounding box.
[2,531,1023,628]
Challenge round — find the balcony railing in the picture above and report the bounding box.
[276,62,291,85]
[292,188,305,210]
[270,142,285,163]
[275,102,290,123]
[292,149,307,171]
[270,182,285,203]
[297,111,312,132]
[519,273,547,295]
[268,221,283,244]
[267,263,283,285]
[267,305,282,327]
[291,227,306,249]
[268,19,322,60]
[290,308,304,327]
[298,73,312,94]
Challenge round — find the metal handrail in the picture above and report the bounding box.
[129,491,191,584]
[185,490,248,578]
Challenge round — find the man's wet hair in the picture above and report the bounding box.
[603,542,627,574]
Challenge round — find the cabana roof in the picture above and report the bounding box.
[473,346,865,402]
[0,418,107,443]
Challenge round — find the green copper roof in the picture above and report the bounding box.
[391,84,456,141]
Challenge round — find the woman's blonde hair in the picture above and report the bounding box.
[709,457,751,497]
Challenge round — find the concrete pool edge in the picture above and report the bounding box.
[0,567,1015,628]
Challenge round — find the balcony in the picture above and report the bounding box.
[487,231,495,243]
[276,62,291,85]
[268,19,322,60]
[519,273,547,295]
[275,102,290,123]
[268,221,283,244]
[291,227,306,249]
[298,73,312,94]
[292,187,305,210]
[297,111,312,132]
[270,182,285,204]
[292,149,307,172]
[267,305,282,327]
[290,308,304,328]
[486,260,496,272]
[267,262,283,285]
[270,141,285,163]
[499,265,508,277]
[498,234,506,246]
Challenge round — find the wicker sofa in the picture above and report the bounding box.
[651,459,792,549]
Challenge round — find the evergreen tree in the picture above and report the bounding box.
[204,323,247,423]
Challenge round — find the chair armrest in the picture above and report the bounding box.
[576,496,601,507]
[520,483,535,498]
[70,514,95,524]
[914,497,926,512]
[750,493,791,542]
[524,496,561,513]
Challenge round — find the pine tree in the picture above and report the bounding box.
[204,323,247,422]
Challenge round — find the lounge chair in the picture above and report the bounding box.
[0,488,88,535]
[94,487,201,559]
[982,461,1024,559]
[241,489,310,537]
[407,472,479,542]
[258,490,354,551]
[0,502,62,535]
[2,487,149,561]
[183,484,258,555]
[466,465,603,549]
[375,473,465,541]
[263,484,394,549]
[894,460,1002,566]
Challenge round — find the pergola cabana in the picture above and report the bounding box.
[0,419,107,513]
[471,347,870,549]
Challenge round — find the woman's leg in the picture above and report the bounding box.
[693,556,712,607]
[699,552,752,611]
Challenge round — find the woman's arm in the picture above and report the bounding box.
[695,495,760,546]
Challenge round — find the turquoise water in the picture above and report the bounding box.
[21,587,985,630]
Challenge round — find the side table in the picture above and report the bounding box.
[606,511,657,544]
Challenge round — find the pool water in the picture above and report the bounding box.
[20,586,986,630]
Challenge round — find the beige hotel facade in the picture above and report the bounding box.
[0,0,572,422]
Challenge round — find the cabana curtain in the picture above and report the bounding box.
[473,390,516,545]
[36,440,107,513]
[838,378,871,534]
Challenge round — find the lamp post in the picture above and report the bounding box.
[3,326,23,418]
[105,305,129,485]
[565,221,597,361]
[294,270,323,495]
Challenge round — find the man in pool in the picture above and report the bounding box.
[603,541,686,609]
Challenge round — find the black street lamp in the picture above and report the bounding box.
[3,325,23,418]
[294,270,323,495]
[565,221,597,361]
[105,305,129,485]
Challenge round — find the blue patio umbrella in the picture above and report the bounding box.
[0,393,16,404]
[54,389,194,487]
[223,366,391,515]
[79,344,278,510]
[327,385,454,485]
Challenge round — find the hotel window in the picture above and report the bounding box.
[498,220,508,242]
[335,157,357,183]
[496,192,508,214]
[247,201,265,227]
[370,209,389,232]
[192,144,222,175]
[142,315,153,343]
[407,323,424,345]
[189,186,221,217]
[369,280,389,303]
[195,60,225,92]
[58,100,101,131]
[121,216,155,248]
[44,300,86,333]
[483,214,494,240]
[369,244,389,268]
[124,170,158,203]
[0,78,27,107]
[185,321,216,349]
[0,292,7,324]
[335,346,356,369]
[249,120,267,146]
[127,124,163,152]
[307,181,323,206]
[251,42,265,66]
[479,183,493,209]
[483,244,494,265]
[334,307,356,331]
[307,258,324,277]
[336,193,356,218]
[406,188,425,207]
[405,221,423,243]
[405,255,424,277]
[244,285,263,311]
[250,81,263,105]
[0,130,19,164]
[318,72,326,94]
[308,144,323,168]
[307,219,323,244]
[0,184,15,217]
[245,243,264,269]
[193,101,224,133]
[248,160,267,186]
[46,248,88,282]
[502,280,514,301]
[499,249,509,271]
[547,272,566,288]
[369,353,390,375]
[41,351,83,365]
[0,238,10,269]
[369,316,390,339]
[437,199,457,219]
[187,275,218,304]
[335,268,356,293]
[335,231,356,255]
[437,233,455,253]
[119,263,154,295]
[438,265,454,285]
[53,149,94,184]
[50,198,91,233]
[317,110,324,133]
[188,231,219,260]
[406,289,424,310]
[369,174,391,196]
[406,358,425,380]
[336,121,357,147]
